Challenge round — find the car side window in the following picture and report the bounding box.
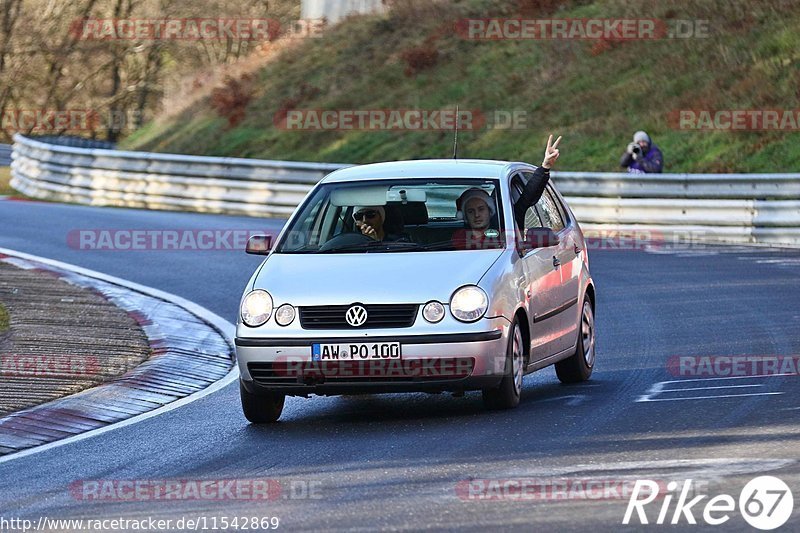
[509,173,523,206]
[550,187,571,226]
[523,204,543,236]
[516,172,545,232]
[329,205,346,235]
[536,188,565,232]
[313,201,348,247]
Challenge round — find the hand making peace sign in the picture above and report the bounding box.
[542,134,562,169]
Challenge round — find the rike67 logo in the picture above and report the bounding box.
[623,476,793,530]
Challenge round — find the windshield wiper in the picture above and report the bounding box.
[416,238,506,251]
[318,240,420,253]
[415,240,457,250]
[278,244,321,254]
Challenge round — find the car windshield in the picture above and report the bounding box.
[275,178,506,253]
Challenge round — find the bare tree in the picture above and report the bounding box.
[0,0,300,141]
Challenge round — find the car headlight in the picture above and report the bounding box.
[422,301,445,323]
[241,290,273,327]
[450,286,488,323]
[274,303,296,326]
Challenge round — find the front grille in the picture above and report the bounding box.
[248,358,475,385]
[299,304,418,329]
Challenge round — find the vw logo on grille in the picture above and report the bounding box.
[345,305,368,327]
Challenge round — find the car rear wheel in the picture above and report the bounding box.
[240,381,285,423]
[482,318,523,410]
[555,297,595,383]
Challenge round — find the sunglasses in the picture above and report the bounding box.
[353,210,379,221]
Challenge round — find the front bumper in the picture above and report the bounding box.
[236,318,511,396]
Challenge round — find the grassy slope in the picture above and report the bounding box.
[121,0,800,172]
[0,303,7,331]
[0,167,13,195]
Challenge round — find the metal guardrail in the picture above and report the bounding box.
[9,134,800,246]
[0,144,11,166]
[553,171,800,200]
[2,137,112,168]
[10,134,346,217]
[31,135,116,150]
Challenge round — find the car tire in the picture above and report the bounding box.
[555,297,595,384]
[240,381,285,423]
[482,318,524,410]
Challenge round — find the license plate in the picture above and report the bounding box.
[312,342,401,361]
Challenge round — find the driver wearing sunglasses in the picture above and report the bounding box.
[353,205,387,241]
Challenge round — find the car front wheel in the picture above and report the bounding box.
[240,381,285,423]
[482,318,524,410]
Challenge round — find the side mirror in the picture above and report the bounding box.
[521,227,560,252]
[246,234,272,255]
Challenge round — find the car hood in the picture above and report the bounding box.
[252,250,504,305]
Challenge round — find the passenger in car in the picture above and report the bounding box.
[453,189,502,250]
[452,134,562,249]
[460,188,496,232]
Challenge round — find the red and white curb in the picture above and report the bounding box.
[0,247,237,464]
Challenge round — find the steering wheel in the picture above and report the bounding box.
[318,232,373,251]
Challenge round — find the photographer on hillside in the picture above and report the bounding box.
[620,130,663,173]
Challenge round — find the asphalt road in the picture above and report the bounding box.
[0,199,798,531]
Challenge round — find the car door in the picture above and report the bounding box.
[548,185,582,306]
[511,172,565,362]
[535,185,580,353]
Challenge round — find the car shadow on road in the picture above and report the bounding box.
[242,374,613,429]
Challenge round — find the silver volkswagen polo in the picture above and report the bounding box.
[235,159,596,422]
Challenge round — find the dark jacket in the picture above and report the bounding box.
[620,143,663,173]
[514,166,550,229]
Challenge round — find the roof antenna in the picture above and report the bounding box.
[452,105,459,159]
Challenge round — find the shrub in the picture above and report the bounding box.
[400,37,440,77]
[210,74,257,128]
